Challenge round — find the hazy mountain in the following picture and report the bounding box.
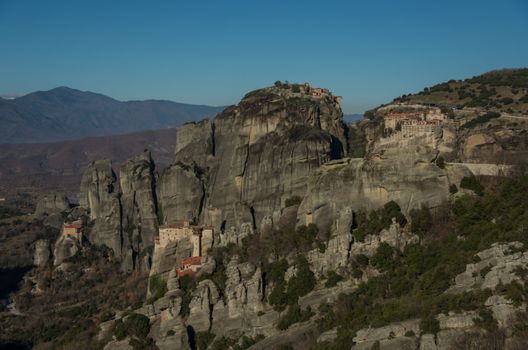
[343,113,363,123]
[0,128,177,199]
[0,86,224,144]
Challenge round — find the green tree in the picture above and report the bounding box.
[409,206,433,237]
[460,176,484,196]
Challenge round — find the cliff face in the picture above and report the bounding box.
[159,87,347,240]
[119,151,159,271]
[78,153,159,271]
[79,160,123,257]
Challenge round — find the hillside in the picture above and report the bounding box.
[0,87,224,144]
[392,68,528,113]
[1,78,528,350]
[0,128,177,199]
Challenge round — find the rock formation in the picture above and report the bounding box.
[119,151,159,271]
[159,86,347,241]
[79,159,122,256]
[34,192,70,217]
[53,235,80,265]
[33,239,51,266]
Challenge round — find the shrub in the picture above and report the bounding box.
[196,331,216,350]
[292,84,301,93]
[436,156,445,169]
[277,304,314,330]
[268,281,288,311]
[113,313,150,341]
[286,255,316,302]
[462,112,501,129]
[356,254,370,267]
[148,274,167,303]
[473,309,497,331]
[285,196,302,207]
[460,176,484,196]
[325,270,344,288]
[113,319,127,341]
[409,206,433,237]
[179,275,197,316]
[371,243,396,271]
[404,330,415,337]
[449,184,458,194]
[353,201,406,242]
[420,314,440,335]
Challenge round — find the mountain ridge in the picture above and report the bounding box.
[0,86,225,144]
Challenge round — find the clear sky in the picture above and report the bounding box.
[1,0,527,113]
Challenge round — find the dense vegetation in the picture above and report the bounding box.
[0,243,148,349]
[392,69,528,114]
[316,175,528,349]
[352,201,407,242]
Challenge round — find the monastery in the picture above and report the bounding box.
[155,220,214,277]
[383,107,446,134]
[62,221,83,242]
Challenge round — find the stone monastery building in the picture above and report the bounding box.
[62,221,83,242]
[155,221,214,277]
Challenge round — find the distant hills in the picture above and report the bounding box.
[343,114,363,123]
[0,87,225,144]
[0,128,177,198]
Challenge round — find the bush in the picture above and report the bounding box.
[113,313,150,341]
[268,281,288,311]
[420,314,440,335]
[371,243,396,271]
[179,275,197,316]
[325,271,344,288]
[196,331,216,350]
[409,206,433,237]
[473,309,497,331]
[436,156,445,169]
[148,274,167,303]
[286,255,316,302]
[460,176,484,196]
[462,112,501,129]
[292,84,301,93]
[449,184,458,194]
[353,201,407,242]
[277,304,314,330]
[285,196,302,207]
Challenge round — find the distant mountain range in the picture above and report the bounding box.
[343,114,363,123]
[0,87,225,144]
[0,128,177,198]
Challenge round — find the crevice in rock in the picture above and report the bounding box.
[249,205,257,231]
[329,136,344,160]
[342,120,351,156]
[211,121,216,157]
[186,325,197,350]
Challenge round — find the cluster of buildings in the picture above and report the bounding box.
[279,82,342,105]
[383,108,446,135]
[155,220,214,277]
[62,221,83,243]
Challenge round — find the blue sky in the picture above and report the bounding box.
[1,0,527,113]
